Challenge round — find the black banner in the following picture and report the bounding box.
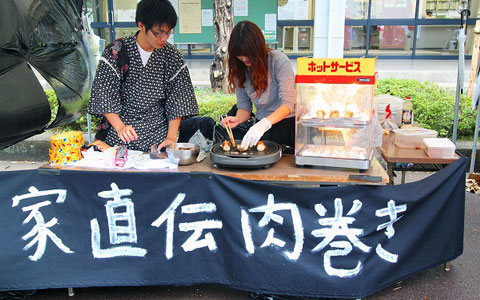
[0,158,466,299]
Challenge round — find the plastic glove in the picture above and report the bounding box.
[241,118,272,149]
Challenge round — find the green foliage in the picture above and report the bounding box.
[45,89,100,133]
[195,88,237,121]
[45,90,58,125]
[376,78,476,139]
[44,88,237,131]
[45,79,477,140]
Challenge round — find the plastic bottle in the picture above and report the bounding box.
[402,97,413,125]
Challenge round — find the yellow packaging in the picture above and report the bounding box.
[49,131,84,165]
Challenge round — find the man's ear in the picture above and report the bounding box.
[137,22,145,32]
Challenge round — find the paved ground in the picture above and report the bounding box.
[1,162,478,300]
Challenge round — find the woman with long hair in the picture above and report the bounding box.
[222,20,296,151]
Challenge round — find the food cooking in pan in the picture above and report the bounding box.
[256,141,266,152]
[221,140,232,152]
[220,140,267,152]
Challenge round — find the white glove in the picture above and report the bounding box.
[241,118,272,149]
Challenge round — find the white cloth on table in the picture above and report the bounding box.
[65,147,178,170]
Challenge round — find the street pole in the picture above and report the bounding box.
[313,0,345,58]
[452,3,470,144]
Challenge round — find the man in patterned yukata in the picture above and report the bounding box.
[88,0,198,152]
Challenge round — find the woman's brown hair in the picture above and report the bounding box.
[227,21,269,97]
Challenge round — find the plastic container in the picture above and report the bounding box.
[375,95,404,126]
[423,138,456,158]
[393,128,438,149]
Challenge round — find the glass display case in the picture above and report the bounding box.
[295,58,377,170]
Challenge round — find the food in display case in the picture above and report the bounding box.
[294,58,377,170]
[298,83,373,123]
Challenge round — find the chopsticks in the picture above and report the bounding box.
[221,117,237,148]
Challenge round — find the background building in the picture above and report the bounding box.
[86,0,480,59]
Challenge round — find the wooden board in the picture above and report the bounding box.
[468,20,480,99]
[40,154,389,186]
[187,155,388,185]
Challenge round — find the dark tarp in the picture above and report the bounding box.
[0,0,93,150]
[0,157,467,299]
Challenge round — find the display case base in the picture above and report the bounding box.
[295,152,373,170]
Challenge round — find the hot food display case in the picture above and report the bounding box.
[294,58,377,170]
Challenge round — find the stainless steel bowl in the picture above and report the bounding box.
[167,143,200,165]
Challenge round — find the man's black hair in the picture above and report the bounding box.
[135,0,177,32]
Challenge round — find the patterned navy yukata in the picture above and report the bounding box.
[88,34,198,152]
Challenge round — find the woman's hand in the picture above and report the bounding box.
[116,125,138,143]
[241,118,272,149]
[221,116,239,128]
[221,116,242,128]
[221,108,252,129]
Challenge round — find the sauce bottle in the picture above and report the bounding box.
[402,96,413,125]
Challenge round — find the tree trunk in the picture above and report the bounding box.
[210,0,234,93]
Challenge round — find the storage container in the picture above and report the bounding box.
[423,138,456,158]
[393,128,438,149]
[375,94,404,126]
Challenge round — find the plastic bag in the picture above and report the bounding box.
[187,129,213,162]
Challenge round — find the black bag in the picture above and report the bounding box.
[94,38,129,141]
[178,116,216,142]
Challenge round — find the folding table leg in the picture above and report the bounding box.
[444,261,451,271]
[68,287,75,296]
[387,163,395,185]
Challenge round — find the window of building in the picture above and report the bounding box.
[420,0,466,19]
[277,0,315,55]
[345,0,369,19]
[415,25,459,56]
[113,0,138,22]
[278,26,313,54]
[370,0,416,19]
[344,25,368,55]
[369,25,414,56]
[470,0,480,18]
[278,0,314,20]
[86,0,478,60]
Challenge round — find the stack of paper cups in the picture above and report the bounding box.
[49,131,84,165]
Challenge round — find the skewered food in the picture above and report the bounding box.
[221,140,232,152]
[344,110,353,118]
[329,110,340,118]
[316,109,326,119]
[236,144,248,152]
[256,141,266,152]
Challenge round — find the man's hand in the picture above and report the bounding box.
[157,137,175,151]
[241,118,271,149]
[117,125,138,143]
